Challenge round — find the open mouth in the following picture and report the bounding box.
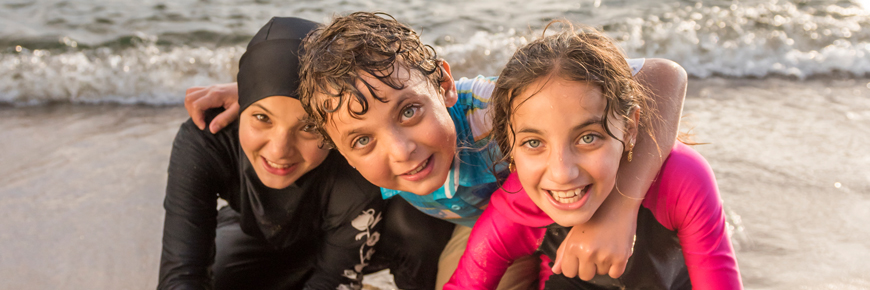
[399,155,435,181]
[544,184,592,210]
[405,158,429,175]
[266,159,292,169]
[261,157,298,176]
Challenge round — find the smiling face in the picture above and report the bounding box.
[322,63,458,196]
[238,96,330,189]
[510,76,638,227]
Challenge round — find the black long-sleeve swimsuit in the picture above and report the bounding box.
[158,117,384,290]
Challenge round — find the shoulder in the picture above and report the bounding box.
[169,118,239,172]
[489,172,554,228]
[454,76,497,107]
[317,151,384,222]
[647,143,723,230]
[658,143,716,190]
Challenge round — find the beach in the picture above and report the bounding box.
[2,77,868,289]
[2,0,870,288]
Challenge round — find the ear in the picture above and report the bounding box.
[626,106,641,151]
[438,60,458,108]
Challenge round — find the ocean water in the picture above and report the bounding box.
[1,0,869,105]
[1,1,869,290]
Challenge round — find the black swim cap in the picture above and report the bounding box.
[237,17,319,113]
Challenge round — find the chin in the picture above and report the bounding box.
[261,178,294,189]
[551,213,593,227]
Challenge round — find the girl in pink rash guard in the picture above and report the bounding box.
[445,22,742,290]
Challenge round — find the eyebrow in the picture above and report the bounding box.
[516,116,605,135]
[252,103,274,116]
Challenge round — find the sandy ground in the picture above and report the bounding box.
[0,77,868,290]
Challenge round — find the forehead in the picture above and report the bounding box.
[512,77,605,123]
[321,64,438,131]
[244,96,308,118]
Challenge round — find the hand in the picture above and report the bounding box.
[184,83,240,133]
[551,195,640,280]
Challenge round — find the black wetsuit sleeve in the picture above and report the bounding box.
[304,164,385,290]
[158,120,237,290]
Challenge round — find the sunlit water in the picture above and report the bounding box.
[1,0,869,289]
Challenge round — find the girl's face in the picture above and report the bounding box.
[510,77,637,227]
[239,96,330,189]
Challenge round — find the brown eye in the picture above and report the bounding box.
[254,114,270,123]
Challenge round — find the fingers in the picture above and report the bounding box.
[596,260,611,276]
[184,87,208,130]
[209,103,240,134]
[560,255,580,279]
[551,240,566,274]
[608,258,628,279]
[577,262,596,281]
[190,89,230,130]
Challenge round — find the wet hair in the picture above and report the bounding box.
[298,12,443,147]
[491,21,657,177]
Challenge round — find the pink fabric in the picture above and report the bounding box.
[445,143,742,290]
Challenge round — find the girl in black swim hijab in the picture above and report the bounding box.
[157,17,385,290]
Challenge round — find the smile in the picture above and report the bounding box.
[266,159,292,169]
[544,184,592,210]
[261,157,298,176]
[405,158,429,175]
[548,186,587,203]
[399,155,435,181]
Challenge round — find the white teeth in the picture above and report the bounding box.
[406,159,429,175]
[548,186,587,204]
[267,160,290,169]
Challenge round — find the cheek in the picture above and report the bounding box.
[297,139,329,165]
[347,154,390,186]
[515,155,547,193]
[238,124,266,160]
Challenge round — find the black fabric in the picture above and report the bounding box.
[365,197,456,290]
[213,207,315,290]
[237,17,318,112]
[537,207,691,290]
[157,115,385,290]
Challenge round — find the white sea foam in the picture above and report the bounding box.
[2,1,869,105]
[438,2,870,79]
[0,35,243,105]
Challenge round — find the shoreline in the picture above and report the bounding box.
[1,77,868,290]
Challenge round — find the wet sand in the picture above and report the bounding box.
[0,77,868,290]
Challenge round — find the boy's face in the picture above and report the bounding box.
[323,62,459,196]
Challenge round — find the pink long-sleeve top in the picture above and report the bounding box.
[445,143,742,290]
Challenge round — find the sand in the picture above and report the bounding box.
[0,77,868,290]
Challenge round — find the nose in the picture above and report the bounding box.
[386,127,417,163]
[546,144,580,185]
[265,128,298,160]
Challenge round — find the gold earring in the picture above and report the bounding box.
[627,142,634,162]
[509,157,516,172]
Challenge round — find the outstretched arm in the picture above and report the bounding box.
[552,58,688,279]
[184,83,240,134]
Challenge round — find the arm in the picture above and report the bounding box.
[184,83,240,134]
[553,58,688,279]
[303,167,387,290]
[158,121,236,290]
[660,145,742,289]
[444,204,543,290]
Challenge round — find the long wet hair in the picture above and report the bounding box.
[490,21,658,180]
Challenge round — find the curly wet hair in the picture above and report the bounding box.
[491,21,657,178]
[298,12,444,147]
